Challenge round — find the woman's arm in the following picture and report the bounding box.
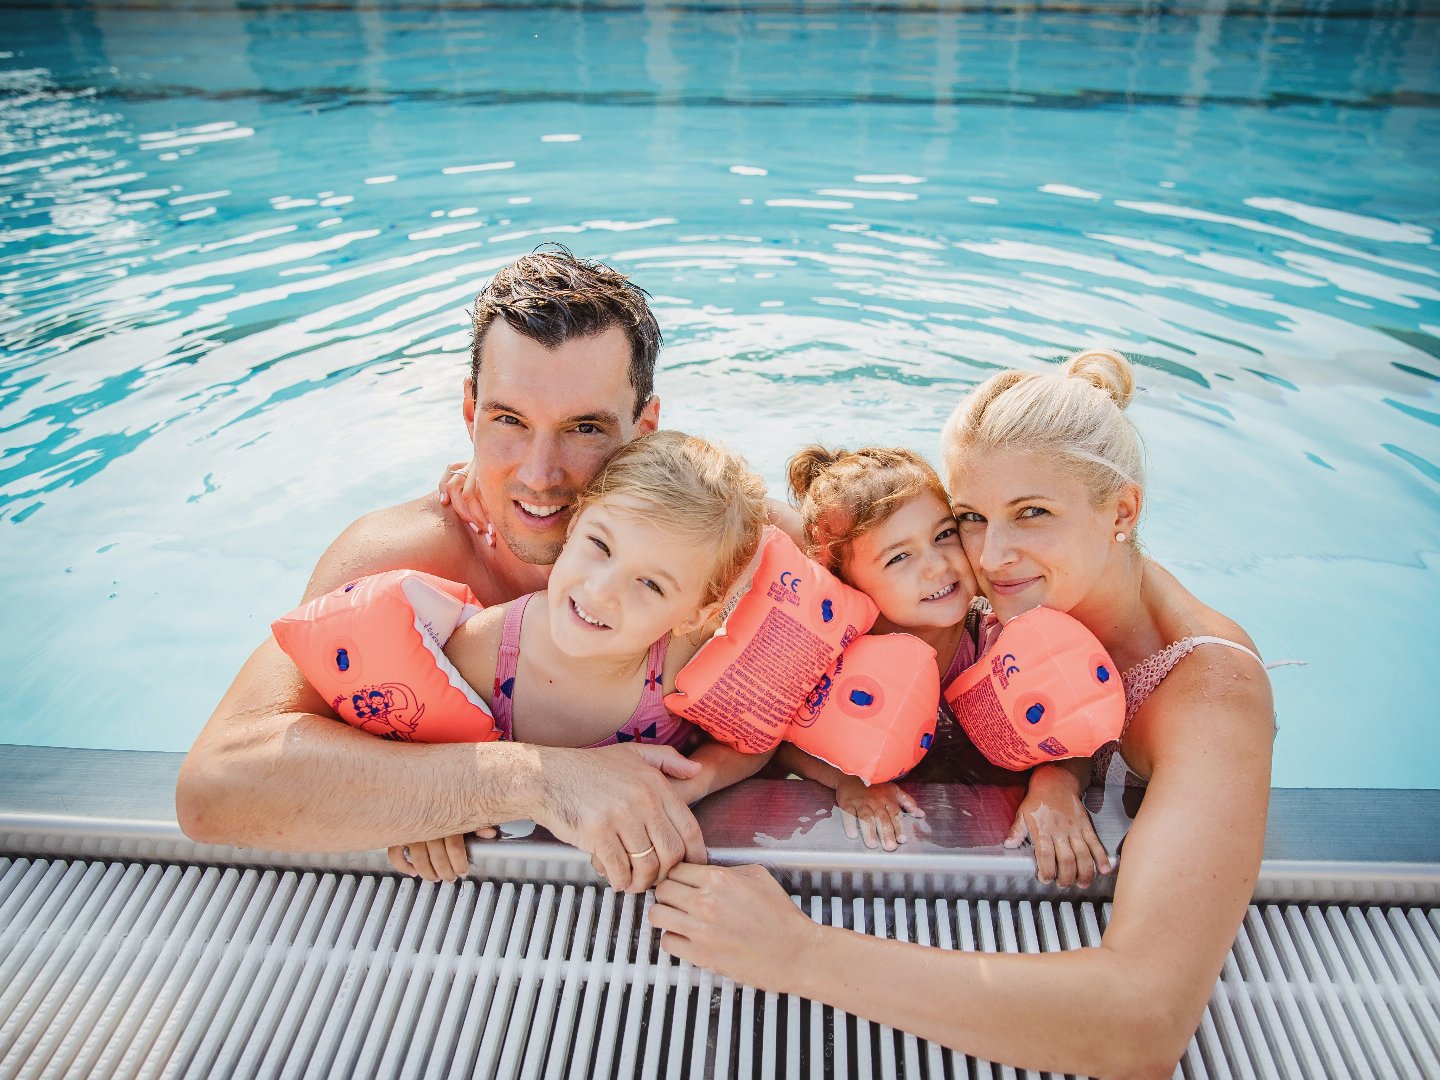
[651,650,1273,1077]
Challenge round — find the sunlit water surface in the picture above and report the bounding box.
[2,1,1437,788]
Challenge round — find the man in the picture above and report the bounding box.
[178,249,710,893]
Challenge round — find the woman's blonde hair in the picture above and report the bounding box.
[573,430,768,606]
[787,446,951,577]
[941,348,1145,522]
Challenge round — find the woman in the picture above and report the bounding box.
[647,348,1275,1077]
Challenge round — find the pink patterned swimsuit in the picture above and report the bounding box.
[939,597,1003,714]
[489,593,695,749]
[1094,635,1266,787]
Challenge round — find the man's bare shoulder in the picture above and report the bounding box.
[303,493,478,600]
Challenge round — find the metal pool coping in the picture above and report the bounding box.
[2,744,1438,1078]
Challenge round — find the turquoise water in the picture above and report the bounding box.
[1,1,1436,788]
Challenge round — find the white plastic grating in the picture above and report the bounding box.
[1,856,1436,1079]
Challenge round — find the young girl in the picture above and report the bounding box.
[392,430,775,883]
[783,446,1113,886]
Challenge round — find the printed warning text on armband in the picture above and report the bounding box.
[683,607,835,750]
[956,677,1030,770]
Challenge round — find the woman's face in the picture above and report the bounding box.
[949,447,1121,623]
[842,493,974,630]
[547,495,716,661]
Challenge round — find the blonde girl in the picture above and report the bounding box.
[651,349,1274,1077]
[393,430,774,885]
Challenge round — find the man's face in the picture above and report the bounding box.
[465,320,658,565]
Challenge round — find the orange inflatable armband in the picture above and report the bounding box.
[789,634,941,785]
[665,528,879,754]
[942,606,1123,770]
[271,569,497,743]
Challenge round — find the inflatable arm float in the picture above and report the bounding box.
[942,605,1124,770]
[665,529,940,784]
[271,569,497,743]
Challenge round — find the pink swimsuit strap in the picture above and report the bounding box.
[1096,634,1266,787]
[490,593,692,749]
[1121,635,1263,724]
[941,598,1002,694]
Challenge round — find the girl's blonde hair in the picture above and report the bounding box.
[787,446,951,577]
[941,347,1145,523]
[573,430,768,605]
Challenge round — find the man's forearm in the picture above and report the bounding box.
[177,709,548,852]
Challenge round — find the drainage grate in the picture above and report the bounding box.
[1,856,1436,1078]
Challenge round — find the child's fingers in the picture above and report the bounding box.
[474,826,500,840]
[1085,828,1113,875]
[858,814,880,849]
[387,845,415,877]
[1052,833,1079,888]
[406,841,440,882]
[874,812,899,852]
[895,789,924,817]
[840,806,860,841]
[887,805,908,846]
[1031,827,1058,884]
[1003,812,1028,849]
[445,832,470,880]
[1071,838,1097,889]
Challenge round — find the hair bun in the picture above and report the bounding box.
[1065,348,1135,410]
[787,445,842,502]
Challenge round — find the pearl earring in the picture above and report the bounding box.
[1115,532,1127,543]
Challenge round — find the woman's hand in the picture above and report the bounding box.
[1004,764,1112,887]
[836,776,923,851]
[437,460,492,539]
[387,826,499,882]
[650,863,820,993]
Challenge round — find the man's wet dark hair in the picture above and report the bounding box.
[469,245,662,420]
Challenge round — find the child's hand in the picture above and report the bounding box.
[666,766,712,807]
[835,776,923,851]
[1005,767,1112,887]
[388,826,499,882]
[437,460,492,540]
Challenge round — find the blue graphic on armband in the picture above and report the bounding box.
[343,582,357,593]
[920,732,933,749]
[1096,665,1111,682]
[1025,703,1045,725]
[821,598,833,622]
[335,648,350,672]
[849,689,874,707]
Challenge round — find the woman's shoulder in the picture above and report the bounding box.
[1125,562,1274,762]
[1146,560,1259,656]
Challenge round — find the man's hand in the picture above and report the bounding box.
[532,743,707,893]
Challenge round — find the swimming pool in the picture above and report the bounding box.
[1,0,1436,789]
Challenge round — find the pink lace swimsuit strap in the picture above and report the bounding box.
[587,634,695,750]
[1122,635,1264,724]
[488,592,534,741]
[1097,634,1265,787]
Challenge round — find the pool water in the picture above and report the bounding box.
[1,1,1436,789]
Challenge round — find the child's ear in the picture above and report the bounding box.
[673,599,724,638]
